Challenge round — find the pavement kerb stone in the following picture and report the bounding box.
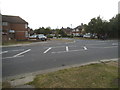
[2,58,118,88]
[99,58,118,62]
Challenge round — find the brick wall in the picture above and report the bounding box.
[2,23,28,41]
[11,23,28,40]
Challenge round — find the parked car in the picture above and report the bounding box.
[79,34,83,37]
[91,34,98,39]
[83,33,91,38]
[83,33,98,39]
[37,34,47,41]
[29,35,37,39]
[29,34,47,41]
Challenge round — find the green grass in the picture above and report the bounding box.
[2,41,30,46]
[2,40,42,46]
[29,61,118,88]
[2,38,73,46]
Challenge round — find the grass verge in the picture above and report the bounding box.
[2,38,73,46]
[2,40,44,46]
[29,61,118,88]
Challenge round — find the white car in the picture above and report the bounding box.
[29,35,37,39]
[37,34,47,41]
[29,34,47,41]
[83,34,91,38]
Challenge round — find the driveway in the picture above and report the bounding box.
[2,39,118,78]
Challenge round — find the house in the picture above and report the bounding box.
[2,15,29,41]
[72,29,80,36]
[61,27,73,36]
[72,25,82,36]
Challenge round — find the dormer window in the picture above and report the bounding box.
[2,22,8,26]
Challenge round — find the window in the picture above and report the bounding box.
[2,22,8,26]
[25,31,28,37]
[9,30,15,33]
[25,24,28,29]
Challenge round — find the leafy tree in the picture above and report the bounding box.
[84,15,119,39]
[34,27,52,35]
[44,27,52,35]
[108,14,119,38]
[58,29,67,37]
[87,16,105,35]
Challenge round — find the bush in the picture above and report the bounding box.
[47,35,53,38]
[67,35,73,38]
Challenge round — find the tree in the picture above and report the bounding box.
[34,27,52,35]
[84,14,119,39]
[44,27,52,35]
[87,16,105,34]
[58,29,67,37]
[108,14,119,38]
[85,16,110,38]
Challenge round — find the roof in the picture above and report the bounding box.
[2,15,28,24]
[74,25,82,30]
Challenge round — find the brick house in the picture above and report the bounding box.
[72,25,82,36]
[2,15,29,41]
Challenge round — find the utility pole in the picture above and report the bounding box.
[70,24,73,36]
[0,8,2,89]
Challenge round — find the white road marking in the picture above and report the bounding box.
[13,49,31,57]
[52,49,84,54]
[52,51,66,54]
[65,40,76,44]
[83,46,88,50]
[0,51,8,54]
[89,46,118,49]
[70,49,84,52]
[0,49,25,54]
[112,43,118,46]
[87,43,106,45]
[2,55,24,60]
[11,49,25,52]
[45,46,65,48]
[44,47,52,53]
[66,46,69,52]
[45,45,76,49]
[102,46,118,48]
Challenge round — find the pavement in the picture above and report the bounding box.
[2,39,118,85]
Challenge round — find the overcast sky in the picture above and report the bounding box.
[0,0,119,29]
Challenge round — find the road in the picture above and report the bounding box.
[2,39,118,78]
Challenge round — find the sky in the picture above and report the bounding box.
[0,0,119,29]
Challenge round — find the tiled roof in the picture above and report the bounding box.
[2,15,28,24]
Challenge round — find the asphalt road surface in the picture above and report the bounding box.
[2,39,118,78]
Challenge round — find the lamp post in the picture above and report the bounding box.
[70,24,73,36]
